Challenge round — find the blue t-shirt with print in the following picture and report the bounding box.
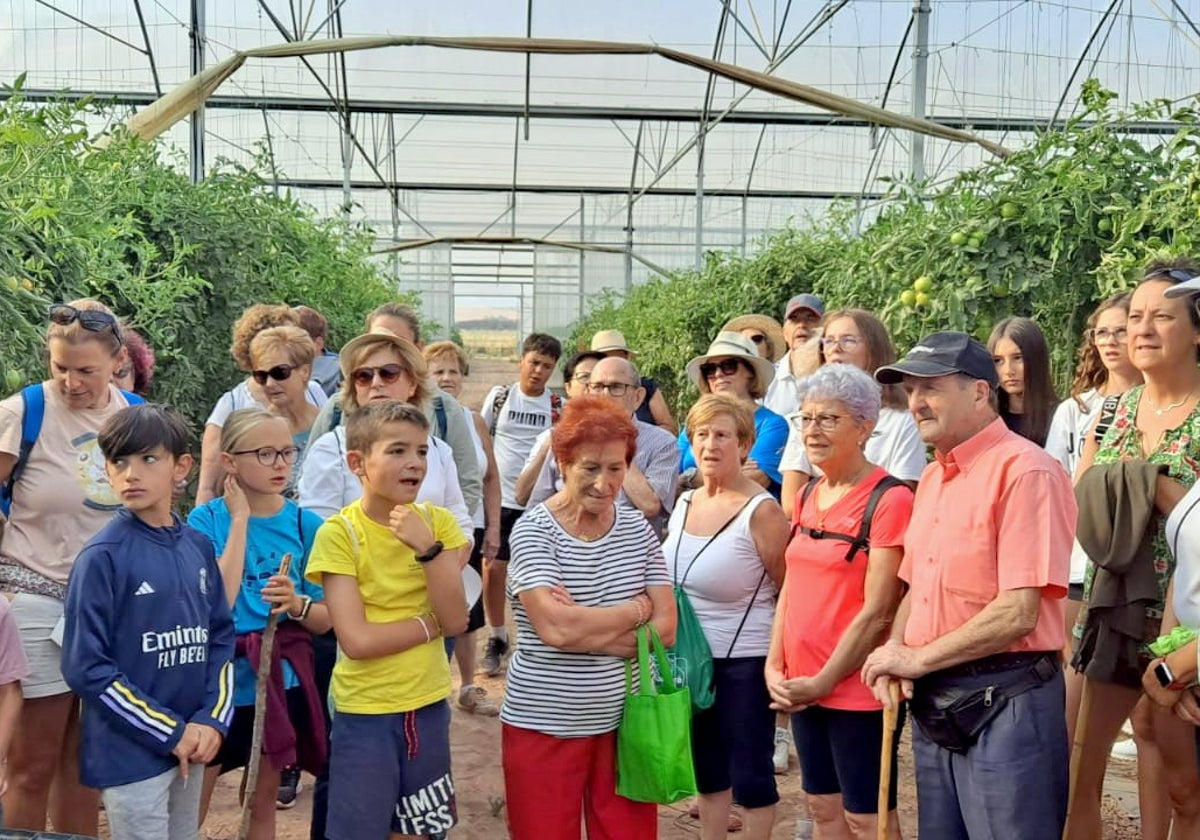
[188,498,324,706]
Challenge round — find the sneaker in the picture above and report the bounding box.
[481,636,510,676]
[458,685,501,716]
[1110,738,1138,760]
[773,726,791,774]
[276,766,302,809]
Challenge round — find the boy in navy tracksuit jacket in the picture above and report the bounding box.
[62,405,235,840]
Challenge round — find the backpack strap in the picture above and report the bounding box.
[1093,394,1122,446]
[488,385,511,437]
[793,473,905,562]
[433,396,448,441]
[1,384,46,518]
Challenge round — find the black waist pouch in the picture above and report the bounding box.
[910,654,1059,755]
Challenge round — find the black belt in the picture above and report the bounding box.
[928,651,1058,681]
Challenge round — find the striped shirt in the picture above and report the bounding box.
[501,503,671,737]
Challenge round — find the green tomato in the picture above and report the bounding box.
[2,277,17,292]
[950,231,968,246]
[4,369,22,392]
[991,282,1010,298]
[914,276,934,294]
[1000,202,1020,220]
[915,291,931,308]
[1097,218,1112,233]
[900,290,917,307]
[968,235,984,248]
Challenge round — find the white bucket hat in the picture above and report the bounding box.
[685,331,777,391]
[590,329,637,355]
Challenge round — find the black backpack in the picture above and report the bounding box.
[794,474,906,561]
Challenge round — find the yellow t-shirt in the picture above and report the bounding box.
[305,500,468,714]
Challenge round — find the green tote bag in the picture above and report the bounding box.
[616,624,698,805]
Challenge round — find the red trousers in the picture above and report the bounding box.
[502,723,657,840]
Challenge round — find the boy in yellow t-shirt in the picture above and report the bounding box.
[306,400,468,840]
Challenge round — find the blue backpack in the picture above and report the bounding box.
[0,384,145,517]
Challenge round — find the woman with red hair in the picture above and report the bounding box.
[500,397,677,840]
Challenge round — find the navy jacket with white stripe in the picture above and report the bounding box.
[62,508,236,788]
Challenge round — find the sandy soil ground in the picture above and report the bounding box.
[192,355,1143,839]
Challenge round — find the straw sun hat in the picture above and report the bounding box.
[721,314,786,362]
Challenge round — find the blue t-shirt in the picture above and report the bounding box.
[678,404,789,497]
[188,498,324,706]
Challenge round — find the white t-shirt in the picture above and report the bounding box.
[780,406,926,482]
[1046,390,1103,480]
[660,492,778,657]
[462,405,488,530]
[763,355,802,417]
[501,503,671,737]
[205,379,328,428]
[1166,481,1200,629]
[295,427,473,543]
[1047,390,1108,584]
[480,384,555,510]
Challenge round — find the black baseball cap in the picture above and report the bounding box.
[875,331,999,388]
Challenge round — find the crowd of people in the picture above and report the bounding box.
[0,256,1198,840]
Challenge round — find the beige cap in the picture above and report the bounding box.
[590,329,637,355]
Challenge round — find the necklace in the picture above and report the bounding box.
[816,463,874,525]
[1146,387,1197,417]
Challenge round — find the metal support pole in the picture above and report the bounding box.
[695,131,705,269]
[188,0,205,184]
[625,122,643,293]
[388,114,401,281]
[740,194,748,257]
[578,194,586,320]
[910,0,931,183]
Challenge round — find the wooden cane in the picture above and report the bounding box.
[877,680,901,840]
[1063,677,1092,840]
[238,553,292,840]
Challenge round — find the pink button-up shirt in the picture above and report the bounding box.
[899,417,1074,653]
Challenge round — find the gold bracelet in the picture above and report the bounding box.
[426,612,443,639]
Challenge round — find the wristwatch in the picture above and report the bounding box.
[1154,658,1188,690]
[288,595,313,622]
[415,541,444,564]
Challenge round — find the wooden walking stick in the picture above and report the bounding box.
[1063,677,1092,840]
[877,680,901,840]
[238,553,292,840]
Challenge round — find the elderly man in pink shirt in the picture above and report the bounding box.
[862,330,1075,839]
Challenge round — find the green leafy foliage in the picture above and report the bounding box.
[0,84,409,427]
[573,82,1200,415]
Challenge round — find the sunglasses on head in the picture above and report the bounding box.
[1143,268,1200,284]
[746,333,767,345]
[48,304,123,342]
[251,364,297,385]
[352,364,406,387]
[700,358,745,379]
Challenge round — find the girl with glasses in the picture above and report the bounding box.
[189,409,331,840]
[0,298,141,835]
[196,305,329,506]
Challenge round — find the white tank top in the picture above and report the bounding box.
[661,492,778,657]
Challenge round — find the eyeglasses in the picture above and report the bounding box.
[700,359,745,379]
[746,333,767,345]
[1086,327,1128,344]
[587,381,633,396]
[1143,268,1200,284]
[48,304,123,343]
[821,336,863,351]
[351,364,406,387]
[791,413,847,433]
[231,446,300,467]
[251,364,297,385]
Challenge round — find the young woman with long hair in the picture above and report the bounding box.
[988,316,1058,447]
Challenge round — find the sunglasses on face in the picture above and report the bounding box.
[251,364,297,386]
[700,358,745,379]
[231,446,300,467]
[352,364,406,387]
[48,304,123,342]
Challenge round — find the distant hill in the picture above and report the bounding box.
[457,317,519,330]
